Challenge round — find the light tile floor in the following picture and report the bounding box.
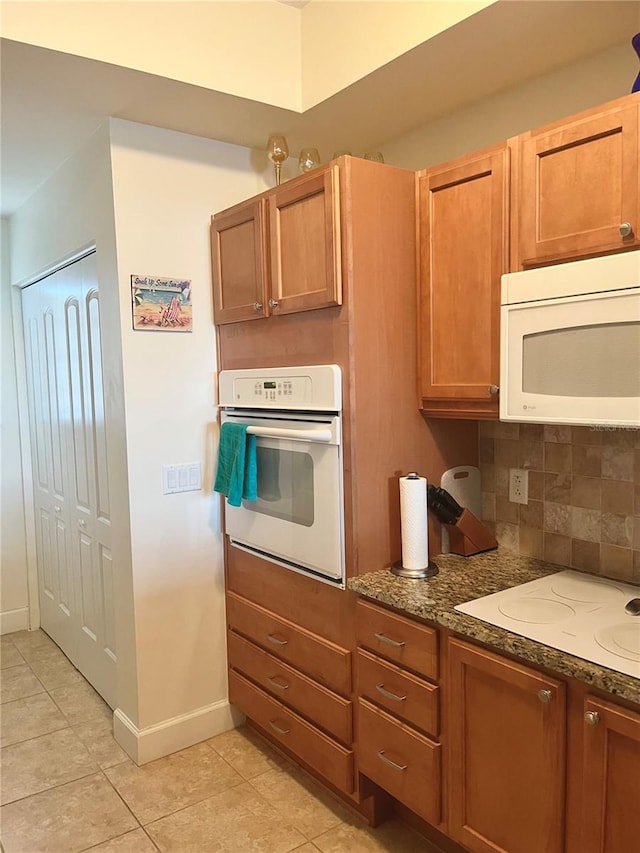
[0,630,441,853]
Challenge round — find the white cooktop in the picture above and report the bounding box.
[455,570,640,680]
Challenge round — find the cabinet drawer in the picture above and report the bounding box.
[357,698,441,825]
[356,648,439,737]
[229,670,354,795]
[228,631,353,744]
[356,600,438,680]
[227,592,351,695]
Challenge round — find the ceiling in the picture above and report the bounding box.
[2,0,639,216]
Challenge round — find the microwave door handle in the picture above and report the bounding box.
[245,425,332,443]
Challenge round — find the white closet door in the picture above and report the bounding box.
[21,253,117,707]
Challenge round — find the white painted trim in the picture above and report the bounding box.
[0,607,29,634]
[113,700,244,765]
[10,283,40,631]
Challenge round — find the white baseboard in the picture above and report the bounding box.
[0,607,29,635]
[113,699,245,765]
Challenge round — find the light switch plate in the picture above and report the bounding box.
[163,462,202,494]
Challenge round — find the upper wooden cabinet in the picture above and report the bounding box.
[448,638,566,853]
[513,94,640,268]
[418,144,508,419]
[211,165,342,324]
[580,695,640,853]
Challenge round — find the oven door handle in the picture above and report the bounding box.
[244,426,332,443]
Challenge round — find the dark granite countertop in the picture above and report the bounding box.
[348,550,640,705]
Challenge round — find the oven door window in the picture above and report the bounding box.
[247,445,314,527]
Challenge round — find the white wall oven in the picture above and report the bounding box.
[501,251,640,426]
[218,365,345,587]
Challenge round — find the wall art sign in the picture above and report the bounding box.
[131,275,192,332]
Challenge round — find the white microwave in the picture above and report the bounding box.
[500,251,640,427]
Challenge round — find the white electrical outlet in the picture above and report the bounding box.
[509,468,529,505]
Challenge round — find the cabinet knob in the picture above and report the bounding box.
[79,519,86,527]
[253,302,263,312]
[584,710,600,726]
[268,298,279,309]
[619,222,633,238]
[538,689,552,704]
[488,384,500,396]
[54,505,61,513]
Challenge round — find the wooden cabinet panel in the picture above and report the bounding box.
[580,696,640,853]
[357,698,441,826]
[418,145,508,419]
[448,638,566,853]
[227,592,351,695]
[211,198,268,324]
[515,98,640,267]
[356,600,438,680]
[269,166,342,315]
[356,648,439,738]
[229,670,354,794]
[228,630,353,744]
[212,165,342,325]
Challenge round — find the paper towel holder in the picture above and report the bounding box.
[391,472,439,580]
[391,558,438,580]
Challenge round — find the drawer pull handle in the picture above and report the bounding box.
[267,676,290,691]
[377,750,408,772]
[267,634,288,646]
[374,632,405,648]
[269,720,290,735]
[376,683,406,702]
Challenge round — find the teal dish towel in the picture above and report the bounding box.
[214,423,258,507]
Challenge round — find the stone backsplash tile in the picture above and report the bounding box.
[479,424,640,582]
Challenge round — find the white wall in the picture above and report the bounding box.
[0,216,29,633]
[382,43,634,169]
[108,120,266,759]
[9,117,267,761]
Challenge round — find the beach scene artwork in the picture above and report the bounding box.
[131,274,192,332]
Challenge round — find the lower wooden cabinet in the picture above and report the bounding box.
[448,638,566,853]
[580,696,640,853]
[358,698,441,825]
[229,670,354,795]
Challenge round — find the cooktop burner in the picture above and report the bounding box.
[455,570,640,679]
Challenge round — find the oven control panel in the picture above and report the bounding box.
[218,365,342,411]
[238,375,311,404]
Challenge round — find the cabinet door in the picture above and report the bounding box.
[448,638,566,853]
[419,146,507,418]
[515,100,640,267]
[581,696,640,853]
[269,165,342,315]
[211,198,268,324]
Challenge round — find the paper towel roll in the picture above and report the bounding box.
[399,473,429,571]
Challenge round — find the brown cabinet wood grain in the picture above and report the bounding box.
[580,695,640,853]
[357,697,441,826]
[227,630,353,744]
[211,198,268,324]
[229,669,354,795]
[418,144,508,419]
[448,637,566,853]
[356,600,438,680]
[211,165,342,325]
[227,591,352,695]
[356,648,439,738]
[513,94,640,268]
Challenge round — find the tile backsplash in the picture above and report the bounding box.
[479,423,640,583]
